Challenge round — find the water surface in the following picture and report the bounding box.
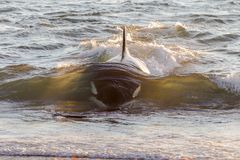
[0,0,240,159]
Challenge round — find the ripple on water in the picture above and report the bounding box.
[191,17,226,24]
[0,7,19,13]
[15,43,65,51]
[198,33,240,44]
[62,17,100,23]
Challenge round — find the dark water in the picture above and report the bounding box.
[0,0,240,159]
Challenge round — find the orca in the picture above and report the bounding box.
[89,26,150,109]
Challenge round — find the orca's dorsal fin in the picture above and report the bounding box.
[121,26,126,61]
[120,26,150,74]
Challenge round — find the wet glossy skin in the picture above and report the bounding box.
[86,63,143,107]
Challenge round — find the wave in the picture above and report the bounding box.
[0,63,239,112]
[0,64,39,83]
[1,21,239,111]
[1,22,239,111]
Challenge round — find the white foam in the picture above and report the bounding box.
[56,62,74,68]
[140,43,196,75]
[147,21,187,31]
[147,21,166,29]
[214,73,240,94]
[175,22,187,32]
[79,36,196,76]
[78,23,196,76]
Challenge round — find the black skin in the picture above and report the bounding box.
[84,63,144,107]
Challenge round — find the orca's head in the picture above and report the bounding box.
[91,77,141,107]
[87,63,142,108]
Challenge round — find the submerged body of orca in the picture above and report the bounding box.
[88,27,150,108]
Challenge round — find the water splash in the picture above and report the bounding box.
[214,72,240,95]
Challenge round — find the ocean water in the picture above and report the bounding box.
[0,0,240,159]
